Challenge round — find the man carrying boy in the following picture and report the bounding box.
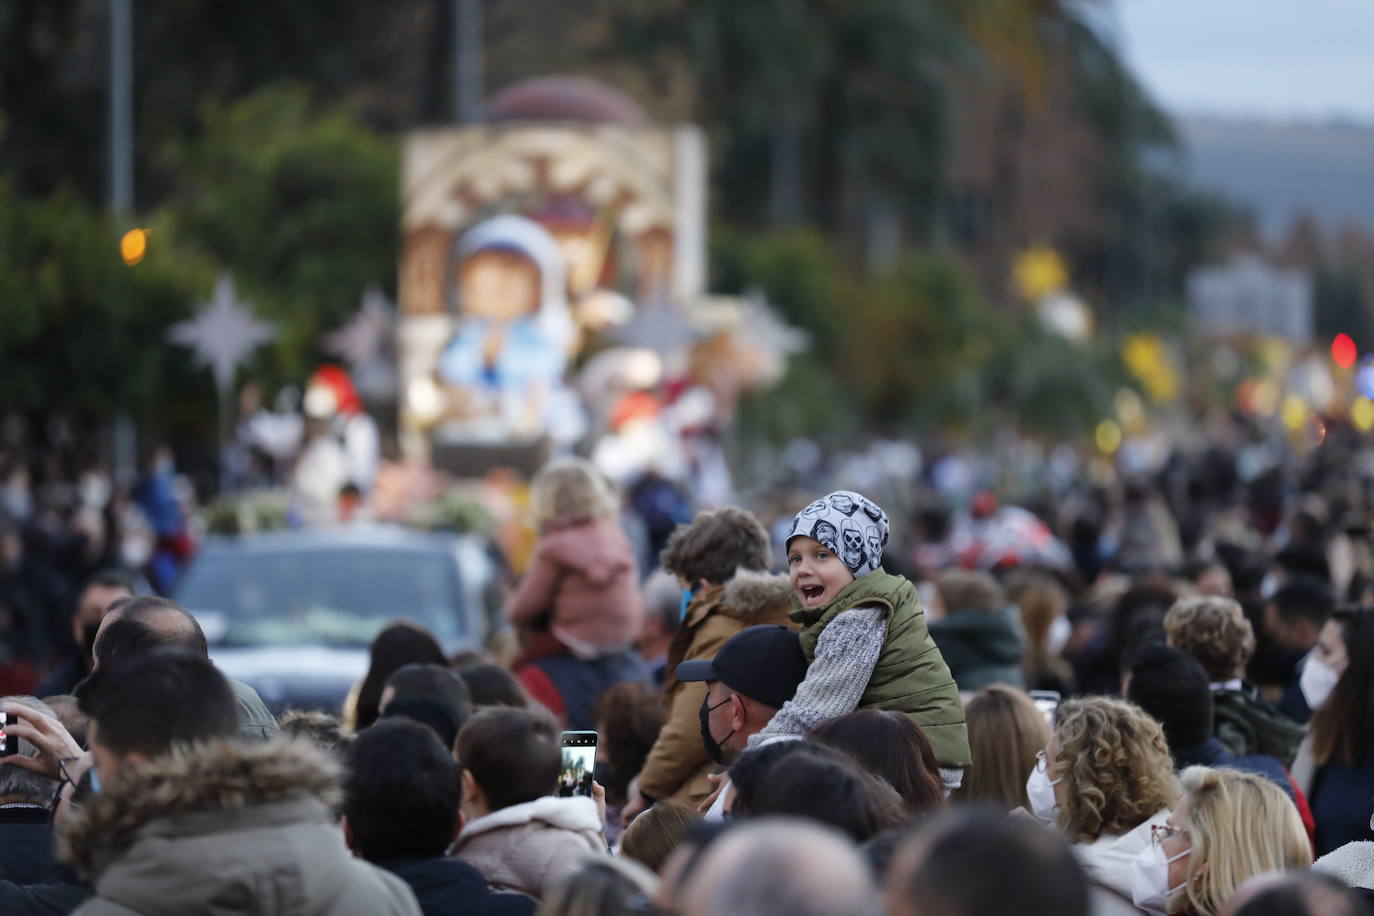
[628,508,795,816]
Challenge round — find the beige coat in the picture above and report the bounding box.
[61,739,420,916]
[452,796,606,900]
[636,570,796,805]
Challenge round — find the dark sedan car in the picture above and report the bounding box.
[175,525,497,712]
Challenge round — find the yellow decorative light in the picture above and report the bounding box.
[119,228,148,266]
[1013,246,1068,301]
[1352,397,1374,433]
[1281,394,1307,431]
[1095,419,1123,455]
[1122,333,1179,403]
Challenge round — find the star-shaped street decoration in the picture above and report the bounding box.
[169,273,277,393]
[326,285,394,368]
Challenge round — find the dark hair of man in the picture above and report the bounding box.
[457,664,528,709]
[119,596,210,657]
[1311,606,1374,767]
[1274,546,1332,586]
[1270,577,1337,627]
[1232,871,1367,916]
[897,809,1089,916]
[660,508,770,587]
[748,746,909,842]
[384,663,472,726]
[89,617,165,672]
[809,710,946,816]
[344,718,459,862]
[77,647,238,759]
[1126,643,1214,754]
[379,696,462,749]
[454,706,560,811]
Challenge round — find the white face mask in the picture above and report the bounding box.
[1300,656,1342,710]
[1047,615,1072,656]
[1025,752,1063,825]
[1129,840,1190,913]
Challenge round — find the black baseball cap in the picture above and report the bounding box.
[675,625,808,710]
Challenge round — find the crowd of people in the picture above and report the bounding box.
[2,413,1374,915]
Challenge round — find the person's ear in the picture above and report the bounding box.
[461,768,482,807]
[341,815,359,856]
[730,694,747,731]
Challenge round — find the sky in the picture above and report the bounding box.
[1110,0,1374,123]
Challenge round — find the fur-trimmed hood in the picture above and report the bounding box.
[458,796,601,843]
[61,737,339,880]
[451,796,605,900]
[721,568,794,619]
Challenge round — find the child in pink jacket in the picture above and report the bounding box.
[506,458,644,663]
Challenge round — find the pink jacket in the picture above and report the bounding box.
[504,517,644,654]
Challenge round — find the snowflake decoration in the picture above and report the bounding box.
[327,285,395,368]
[169,273,277,392]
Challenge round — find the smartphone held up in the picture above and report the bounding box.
[558,730,597,798]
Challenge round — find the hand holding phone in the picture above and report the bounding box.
[0,703,83,779]
[558,730,598,799]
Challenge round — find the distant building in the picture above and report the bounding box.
[1186,253,1313,342]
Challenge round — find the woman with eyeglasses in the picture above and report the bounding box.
[1024,697,1179,911]
[1129,766,1309,914]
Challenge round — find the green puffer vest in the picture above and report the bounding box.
[792,569,972,768]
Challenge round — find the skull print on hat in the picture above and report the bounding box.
[787,490,890,578]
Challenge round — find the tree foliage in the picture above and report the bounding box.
[163,85,399,385]
[0,85,398,433]
[0,178,216,429]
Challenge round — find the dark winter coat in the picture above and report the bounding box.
[1212,684,1305,768]
[380,858,534,916]
[928,606,1027,693]
[1311,747,1374,857]
[0,807,59,886]
[1174,737,1294,800]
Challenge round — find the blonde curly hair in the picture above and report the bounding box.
[1163,596,1255,682]
[1170,766,1310,916]
[1051,697,1180,841]
[529,458,619,531]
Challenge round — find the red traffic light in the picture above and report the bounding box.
[1332,333,1358,369]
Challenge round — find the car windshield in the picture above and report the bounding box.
[176,547,463,648]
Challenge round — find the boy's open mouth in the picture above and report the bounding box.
[801,584,825,601]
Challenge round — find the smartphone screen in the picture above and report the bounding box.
[1029,690,1060,728]
[558,730,598,798]
[0,710,6,755]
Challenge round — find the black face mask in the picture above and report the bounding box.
[698,694,736,765]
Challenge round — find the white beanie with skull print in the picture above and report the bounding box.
[786,490,889,578]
